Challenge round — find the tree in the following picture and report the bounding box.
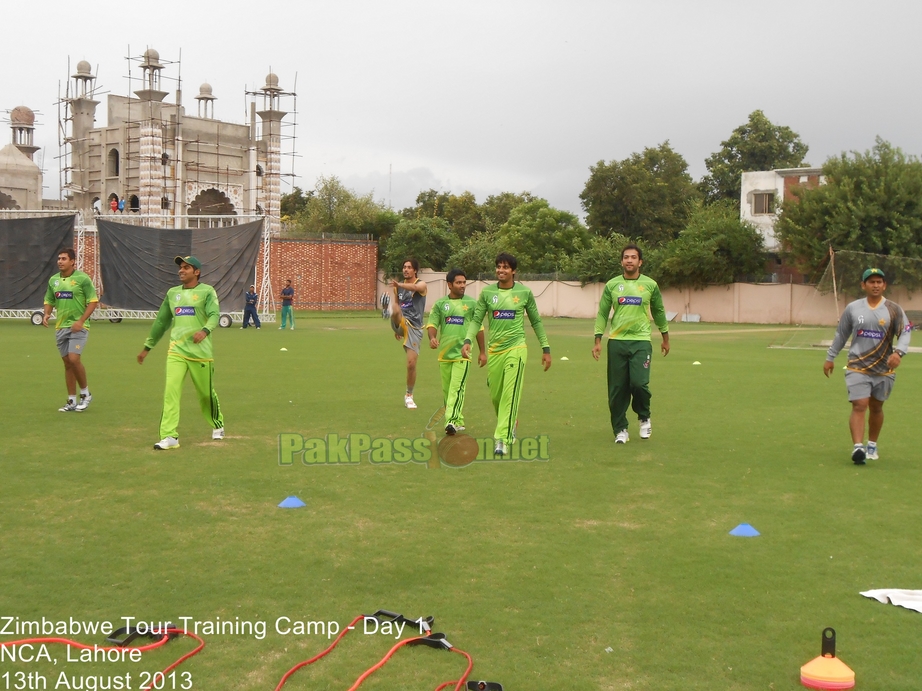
[401,189,451,220]
[565,232,634,284]
[776,138,922,275]
[700,110,809,206]
[655,201,766,289]
[494,199,589,273]
[280,186,312,220]
[381,217,459,276]
[444,232,502,278]
[480,191,537,231]
[580,142,698,247]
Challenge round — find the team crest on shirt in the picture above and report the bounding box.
[443,303,451,312]
[617,284,624,292]
[857,315,864,324]
[174,293,182,302]
[54,280,60,287]
[879,319,886,326]
[492,295,499,304]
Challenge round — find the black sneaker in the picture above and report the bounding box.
[851,445,866,465]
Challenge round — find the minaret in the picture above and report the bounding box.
[136,48,166,225]
[195,83,216,119]
[68,60,99,215]
[257,73,287,236]
[10,106,39,159]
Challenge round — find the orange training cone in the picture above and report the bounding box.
[800,628,855,689]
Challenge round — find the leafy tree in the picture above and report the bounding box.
[401,189,451,220]
[655,201,766,289]
[700,110,809,206]
[565,232,634,284]
[445,232,502,278]
[776,138,922,275]
[280,186,312,220]
[580,142,698,246]
[494,199,589,273]
[381,217,459,276]
[480,191,537,231]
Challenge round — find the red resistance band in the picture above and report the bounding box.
[274,614,474,691]
[0,628,205,691]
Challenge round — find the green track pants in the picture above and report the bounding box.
[607,339,652,435]
[440,360,471,427]
[487,348,527,444]
[159,354,224,440]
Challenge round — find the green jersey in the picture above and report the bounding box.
[426,295,479,362]
[594,274,668,341]
[465,282,550,355]
[44,271,99,329]
[144,283,220,361]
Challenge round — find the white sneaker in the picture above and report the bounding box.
[866,443,879,461]
[494,440,507,456]
[154,437,180,450]
[639,418,651,439]
[615,430,630,444]
[76,393,92,412]
[404,394,417,409]
[212,428,225,440]
[290,326,295,330]
[59,400,77,412]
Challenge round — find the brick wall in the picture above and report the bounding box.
[259,238,378,310]
[77,233,378,311]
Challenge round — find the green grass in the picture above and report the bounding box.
[2,315,921,690]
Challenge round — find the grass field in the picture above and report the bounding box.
[2,313,921,690]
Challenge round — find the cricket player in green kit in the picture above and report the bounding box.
[137,256,224,450]
[462,253,551,456]
[425,268,486,435]
[592,244,669,443]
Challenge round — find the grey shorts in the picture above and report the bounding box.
[56,328,89,358]
[845,370,894,402]
[391,317,422,353]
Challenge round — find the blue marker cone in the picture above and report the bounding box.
[278,496,306,508]
[729,523,760,537]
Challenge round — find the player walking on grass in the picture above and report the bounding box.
[592,244,669,444]
[823,268,910,465]
[426,268,486,435]
[43,248,99,412]
[383,258,427,409]
[137,256,225,450]
[461,253,551,456]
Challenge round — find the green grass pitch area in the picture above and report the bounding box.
[2,314,921,690]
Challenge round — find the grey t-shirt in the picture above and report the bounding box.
[398,279,426,329]
[826,297,911,375]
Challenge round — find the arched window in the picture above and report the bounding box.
[129,195,140,212]
[107,148,120,177]
[255,165,264,177]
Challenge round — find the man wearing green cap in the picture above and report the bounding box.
[824,268,911,464]
[137,256,225,450]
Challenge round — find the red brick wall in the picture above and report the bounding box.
[258,238,378,310]
[79,234,378,310]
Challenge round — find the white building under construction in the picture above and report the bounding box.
[2,47,293,234]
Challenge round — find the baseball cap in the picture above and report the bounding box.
[861,268,885,282]
[175,255,202,270]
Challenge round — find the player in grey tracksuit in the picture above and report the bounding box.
[824,268,911,464]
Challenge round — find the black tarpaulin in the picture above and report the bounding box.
[0,215,75,309]
[97,219,263,310]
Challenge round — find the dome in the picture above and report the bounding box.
[262,73,281,91]
[198,83,214,97]
[10,106,35,126]
[75,60,93,77]
[141,48,162,69]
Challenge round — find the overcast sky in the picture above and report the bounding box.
[4,0,921,216]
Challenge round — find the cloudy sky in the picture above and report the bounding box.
[3,0,920,215]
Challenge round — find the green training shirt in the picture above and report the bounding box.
[144,283,220,361]
[465,282,550,355]
[594,274,668,341]
[426,295,480,362]
[44,271,99,330]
